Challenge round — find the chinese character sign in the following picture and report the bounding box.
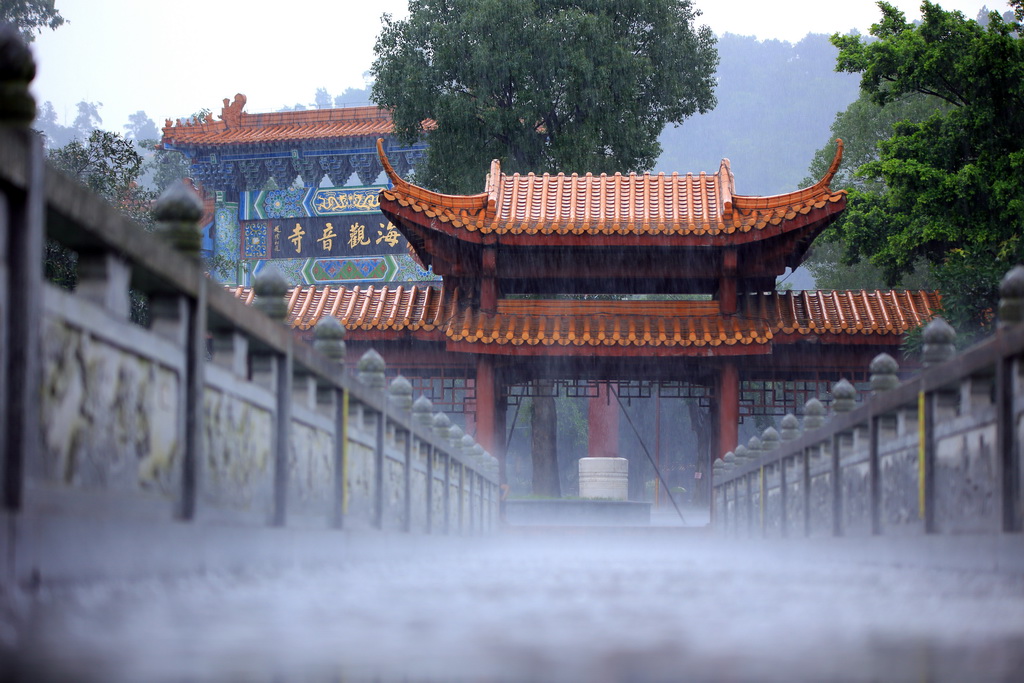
[255,216,409,258]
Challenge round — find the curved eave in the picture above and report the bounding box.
[379,190,846,249]
[732,140,845,212]
[378,138,491,213]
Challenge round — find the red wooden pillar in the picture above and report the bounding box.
[481,246,497,312]
[473,356,507,485]
[475,355,498,454]
[717,363,739,459]
[588,381,619,458]
[719,247,738,315]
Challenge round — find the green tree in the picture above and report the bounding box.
[124,110,159,141]
[49,130,156,226]
[822,1,1024,335]
[1,0,64,42]
[139,140,191,194]
[45,131,155,308]
[371,0,717,193]
[34,99,103,147]
[802,92,946,291]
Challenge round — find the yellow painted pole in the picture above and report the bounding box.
[918,391,925,519]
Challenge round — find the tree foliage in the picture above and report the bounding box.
[821,1,1024,334]
[802,92,946,291]
[124,110,159,141]
[48,130,156,226]
[0,0,64,42]
[371,0,717,193]
[34,99,103,148]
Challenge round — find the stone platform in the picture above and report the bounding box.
[504,499,651,526]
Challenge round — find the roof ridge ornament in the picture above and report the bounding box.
[376,138,491,213]
[717,158,734,217]
[219,93,247,129]
[819,138,844,190]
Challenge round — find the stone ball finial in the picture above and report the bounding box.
[412,395,434,426]
[922,317,956,367]
[471,442,486,467]
[448,425,465,452]
[356,348,386,389]
[713,457,726,475]
[0,25,37,125]
[460,433,476,458]
[998,265,1024,327]
[746,436,763,456]
[761,426,780,453]
[388,375,413,411]
[431,411,452,440]
[723,451,737,469]
[831,379,857,413]
[252,266,290,322]
[803,398,826,431]
[733,444,751,463]
[153,181,204,257]
[869,353,900,393]
[780,413,800,441]
[313,317,347,361]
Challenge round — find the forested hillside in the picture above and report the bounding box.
[655,33,860,195]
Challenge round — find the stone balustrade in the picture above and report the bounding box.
[713,272,1024,555]
[0,27,497,585]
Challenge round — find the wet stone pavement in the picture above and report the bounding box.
[4,529,1024,682]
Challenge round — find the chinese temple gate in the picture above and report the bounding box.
[227,137,939,495]
[160,95,436,289]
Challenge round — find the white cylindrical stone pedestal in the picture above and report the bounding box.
[579,457,629,500]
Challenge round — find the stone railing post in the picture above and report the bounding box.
[921,317,956,367]
[388,375,414,413]
[0,25,37,125]
[448,425,466,533]
[412,395,435,532]
[998,265,1024,327]
[249,267,292,526]
[779,413,799,441]
[311,317,347,528]
[357,349,386,389]
[803,398,825,431]
[1,26,43,517]
[149,182,207,521]
[746,436,763,462]
[313,317,346,362]
[831,379,857,414]
[252,266,290,323]
[432,411,453,533]
[389,376,414,531]
[869,353,900,394]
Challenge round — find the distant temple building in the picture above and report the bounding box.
[160,94,436,288]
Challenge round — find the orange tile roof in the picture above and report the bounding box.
[377,139,846,237]
[228,284,449,333]
[161,94,416,148]
[228,286,940,349]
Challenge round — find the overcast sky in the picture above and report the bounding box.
[29,0,1008,133]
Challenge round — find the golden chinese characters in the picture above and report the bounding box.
[349,222,371,249]
[318,223,337,252]
[376,222,400,247]
[289,223,305,253]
